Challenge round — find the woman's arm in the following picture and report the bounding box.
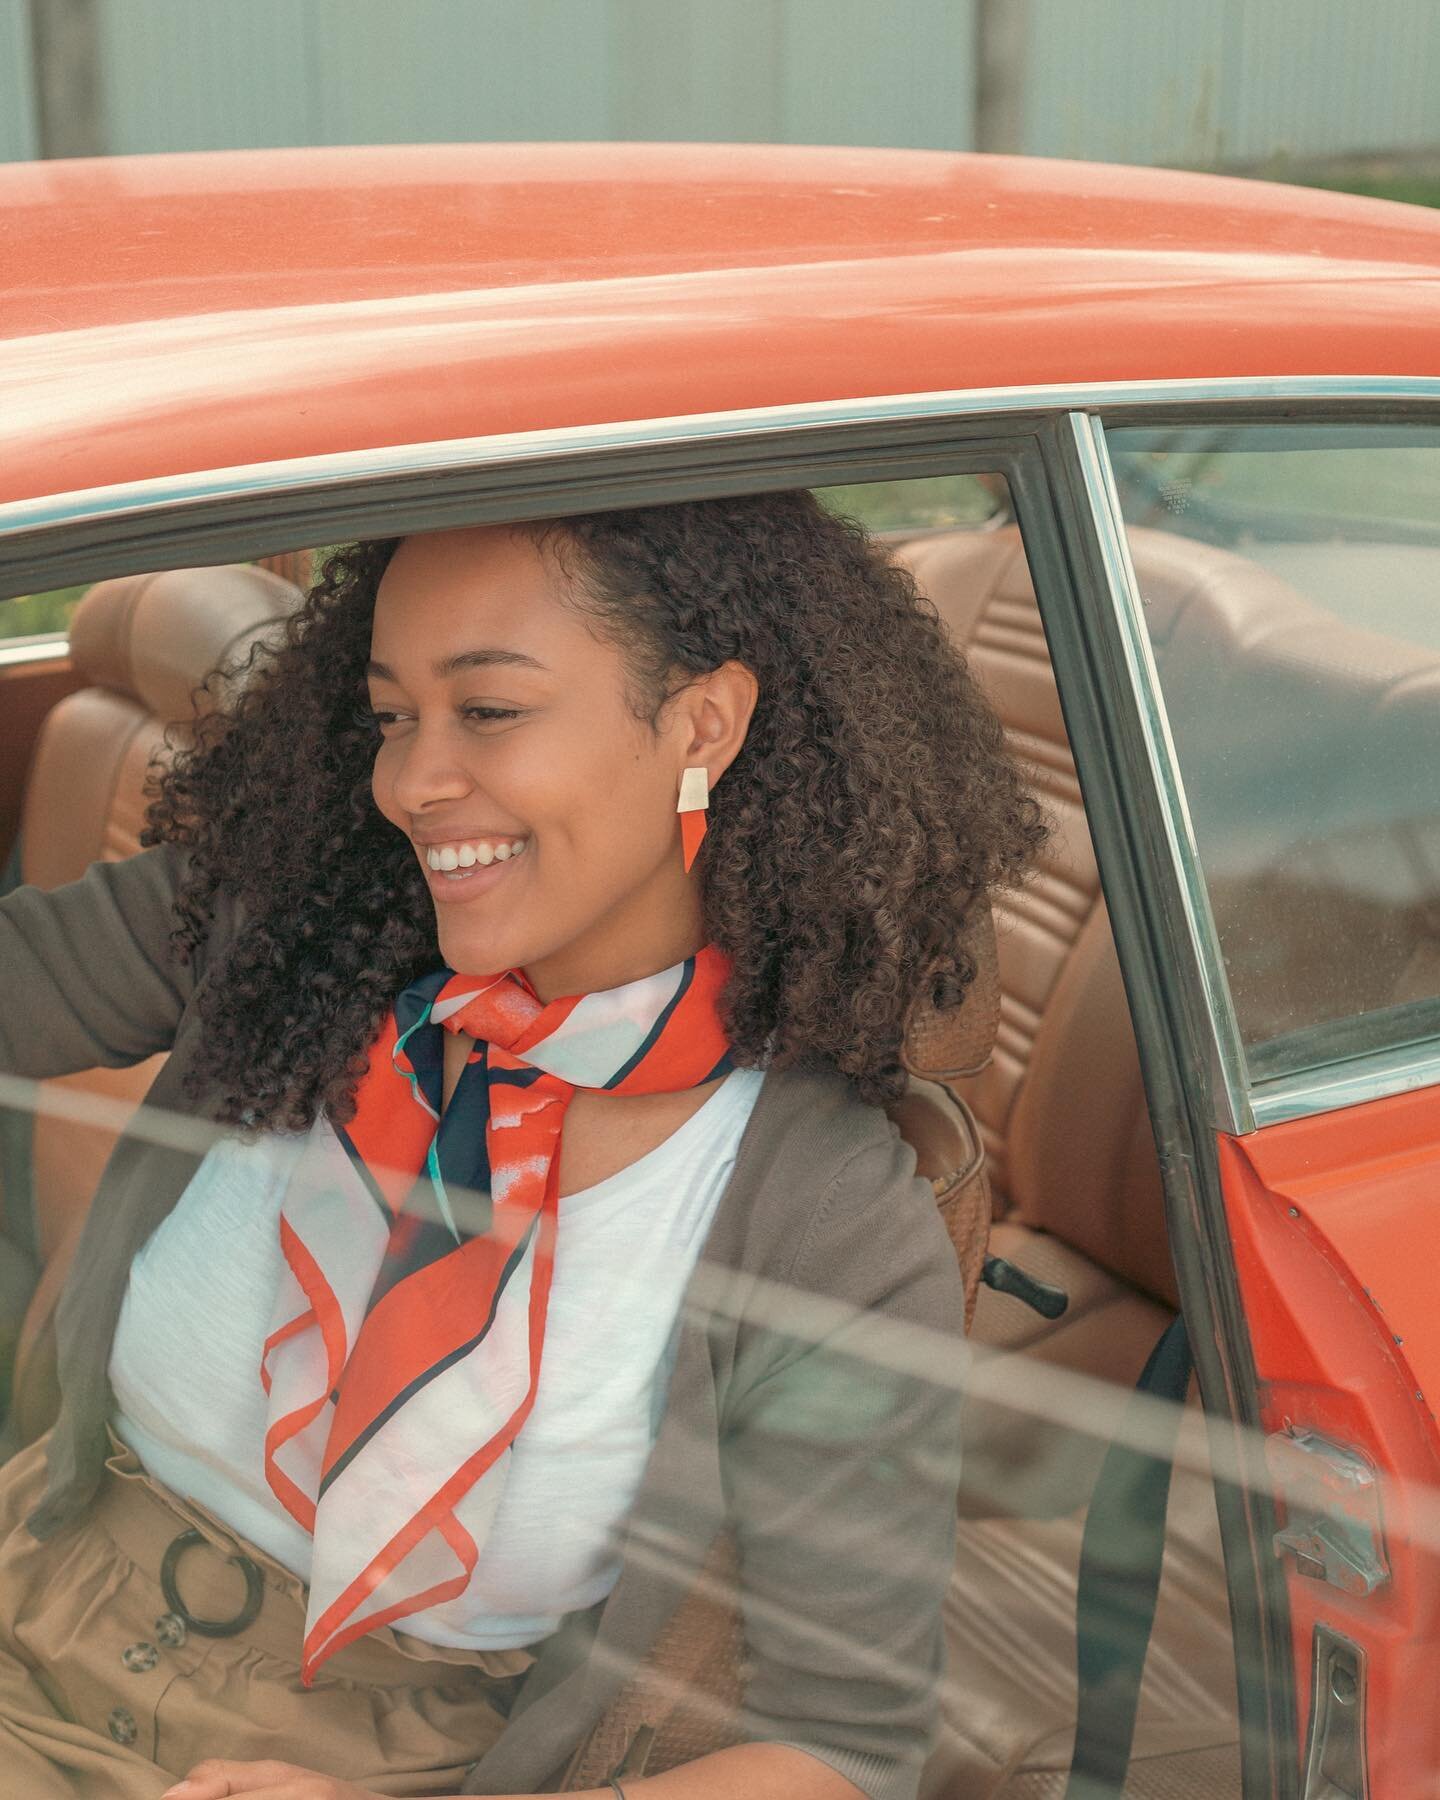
[166,1742,865,1798]
[0,842,206,1077]
[718,1128,967,1800]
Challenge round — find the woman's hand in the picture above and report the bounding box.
[160,1762,392,1800]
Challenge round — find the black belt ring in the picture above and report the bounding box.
[159,1528,266,1638]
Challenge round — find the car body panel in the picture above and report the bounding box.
[5,142,1440,507]
[1219,1100,1440,1792]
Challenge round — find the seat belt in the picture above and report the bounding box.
[1064,1314,1193,1800]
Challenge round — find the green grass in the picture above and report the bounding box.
[816,475,1003,533]
[1289,174,1440,211]
[0,587,88,641]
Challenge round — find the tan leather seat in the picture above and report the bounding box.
[898,528,1177,1499]
[6,565,304,1442]
[21,561,304,889]
[896,526,1240,1798]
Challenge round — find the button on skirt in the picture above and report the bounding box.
[0,1432,533,1797]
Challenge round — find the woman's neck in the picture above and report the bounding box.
[522,889,707,1003]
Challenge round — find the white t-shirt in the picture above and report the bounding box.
[109,1067,764,1649]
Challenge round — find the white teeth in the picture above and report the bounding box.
[422,837,528,871]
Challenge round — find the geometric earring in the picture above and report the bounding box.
[677,766,709,873]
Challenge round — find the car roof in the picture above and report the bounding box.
[5,141,1440,508]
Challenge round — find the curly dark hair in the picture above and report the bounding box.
[145,492,1044,1129]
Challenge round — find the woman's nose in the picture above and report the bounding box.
[388,720,472,812]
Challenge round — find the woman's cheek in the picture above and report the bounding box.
[370,737,413,832]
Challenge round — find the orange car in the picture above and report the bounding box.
[4,142,1440,1798]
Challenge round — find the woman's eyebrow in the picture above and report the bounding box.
[366,647,547,681]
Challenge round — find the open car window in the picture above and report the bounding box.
[1107,421,1440,1086]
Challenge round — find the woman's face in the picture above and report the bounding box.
[368,526,750,998]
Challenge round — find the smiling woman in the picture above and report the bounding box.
[0,491,1042,1800]
[364,526,758,1007]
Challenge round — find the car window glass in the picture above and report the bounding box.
[1108,421,1440,1081]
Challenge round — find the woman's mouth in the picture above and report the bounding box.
[416,836,529,900]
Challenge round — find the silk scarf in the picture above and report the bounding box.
[260,946,733,1681]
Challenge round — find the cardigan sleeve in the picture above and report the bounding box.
[721,1126,967,1800]
[0,842,204,1078]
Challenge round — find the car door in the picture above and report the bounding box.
[1052,401,1440,1799]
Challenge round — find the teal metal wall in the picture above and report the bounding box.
[5,0,1438,167]
[1025,0,1440,166]
[88,0,975,156]
[0,0,36,161]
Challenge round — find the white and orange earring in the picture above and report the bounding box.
[677,766,709,873]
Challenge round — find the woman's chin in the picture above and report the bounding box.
[438,930,517,976]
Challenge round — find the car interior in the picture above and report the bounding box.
[6,489,1437,1796]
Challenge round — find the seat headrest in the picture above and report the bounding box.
[902,902,1000,1081]
[68,564,305,723]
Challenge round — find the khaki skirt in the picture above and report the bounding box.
[0,1433,534,1798]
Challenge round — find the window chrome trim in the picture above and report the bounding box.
[1065,412,1253,1137]
[0,635,70,669]
[1252,1041,1440,1129]
[3,373,1440,548]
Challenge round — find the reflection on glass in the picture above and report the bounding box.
[1109,424,1440,1075]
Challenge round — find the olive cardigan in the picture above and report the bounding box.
[0,845,966,1800]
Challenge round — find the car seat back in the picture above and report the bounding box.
[895,526,1176,1305]
[6,566,304,1442]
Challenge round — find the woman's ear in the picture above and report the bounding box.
[677,661,759,788]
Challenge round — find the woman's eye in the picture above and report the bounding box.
[361,704,522,729]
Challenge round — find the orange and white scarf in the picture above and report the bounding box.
[260,947,732,1680]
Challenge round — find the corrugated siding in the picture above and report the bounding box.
[93,0,973,155]
[777,0,975,149]
[1224,0,1440,164]
[95,0,315,154]
[1024,0,1440,166]
[301,0,613,148]
[608,0,972,148]
[0,0,37,162]
[3,0,1437,168]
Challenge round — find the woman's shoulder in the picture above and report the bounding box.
[717,1064,959,1308]
[736,1062,921,1190]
